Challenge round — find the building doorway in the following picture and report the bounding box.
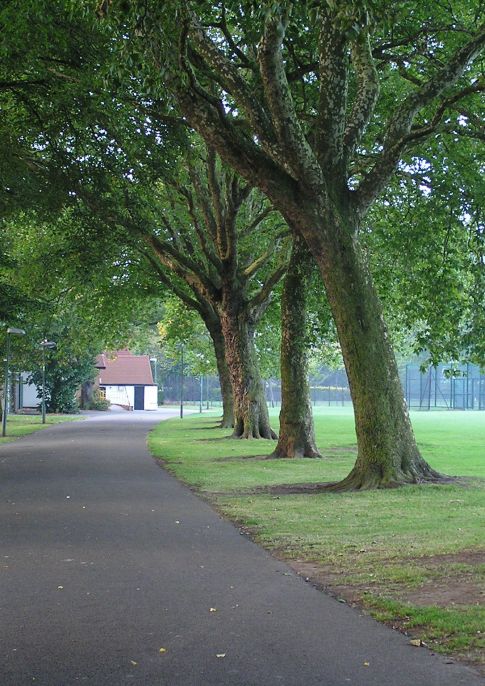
[134,386,145,410]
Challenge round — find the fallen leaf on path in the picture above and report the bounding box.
[216,653,226,658]
[209,608,217,613]
[363,661,369,667]
[409,639,425,647]
[130,660,138,666]
[159,648,167,654]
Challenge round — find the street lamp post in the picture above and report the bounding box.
[150,357,158,407]
[199,375,203,413]
[179,345,184,419]
[40,340,56,424]
[2,327,26,437]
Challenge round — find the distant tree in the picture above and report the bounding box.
[28,337,95,414]
[158,297,218,379]
[367,136,484,368]
[74,145,289,437]
[0,208,168,413]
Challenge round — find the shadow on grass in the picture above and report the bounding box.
[191,424,229,431]
[216,454,275,461]
[209,476,472,497]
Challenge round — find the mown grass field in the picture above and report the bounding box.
[149,407,485,670]
[0,413,81,444]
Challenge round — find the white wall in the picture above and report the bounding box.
[20,373,40,408]
[103,385,134,408]
[144,385,158,410]
[103,385,158,410]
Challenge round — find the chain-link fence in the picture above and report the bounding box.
[400,363,485,410]
[159,362,484,411]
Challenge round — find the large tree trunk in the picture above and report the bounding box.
[206,319,234,428]
[80,380,95,409]
[273,236,321,458]
[298,208,441,488]
[220,302,276,440]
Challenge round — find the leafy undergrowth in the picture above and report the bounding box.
[149,408,485,672]
[0,414,81,444]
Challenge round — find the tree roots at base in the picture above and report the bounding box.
[325,466,452,492]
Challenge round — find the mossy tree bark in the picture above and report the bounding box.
[273,235,321,457]
[206,317,234,428]
[220,293,277,439]
[294,203,441,487]
[80,380,95,409]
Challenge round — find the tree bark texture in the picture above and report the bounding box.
[296,207,441,488]
[80,381,96,410]
[205,317,235,428]
[220,299,276,439]
[273,235,321,458]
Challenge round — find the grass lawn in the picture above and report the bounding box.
[149,407,485,671]
[0,413,81,444]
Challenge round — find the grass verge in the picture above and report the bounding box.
[0,413,81,444]
[148,408,485,671]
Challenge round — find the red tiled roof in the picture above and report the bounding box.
[97,350,155,386]
[95,354,107,369]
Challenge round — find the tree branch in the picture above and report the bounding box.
[355,25,485,214]
[142,251,206,317]
[179,180,223,273]
[163,20,299,211]
[258,11,321,184]
[147,233,219,302]
[316,12,349,167]
[403,81,485,144]
[243,248,275,280]
[238,206,277,239]
[249,261,287,322]
[343,31,379,160]
[206,146,224,231]
[0,79,47,90]
[372,24,475,61]
[216,3,255,70]
[188,15,274,146]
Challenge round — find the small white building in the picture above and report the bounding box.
[96,350,158,411]
[16,372,40,410]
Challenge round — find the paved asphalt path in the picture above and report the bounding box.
[0,409,482,686]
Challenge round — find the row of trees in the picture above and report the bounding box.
[1,1,483,487]
[0,209,169,412]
